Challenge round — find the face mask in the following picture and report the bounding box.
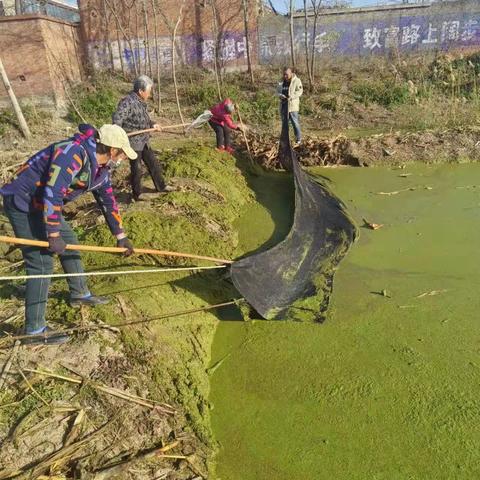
[106,158,122,169]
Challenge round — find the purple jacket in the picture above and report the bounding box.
[0,124,124,237]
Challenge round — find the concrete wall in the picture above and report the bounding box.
[0,15,83,108]
[259,0,480,65]
[78,0,258,72]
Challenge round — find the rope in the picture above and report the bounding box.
[0,265,227,282]
[0,299,243,344]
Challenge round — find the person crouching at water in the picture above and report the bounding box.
[208,98,245,154]
[0,124,137,345]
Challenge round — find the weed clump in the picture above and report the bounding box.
[67,76,128,126]
[351,81,411,108]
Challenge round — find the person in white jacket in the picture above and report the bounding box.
[277,67,303,146]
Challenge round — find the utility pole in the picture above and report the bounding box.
[0,57,31,139]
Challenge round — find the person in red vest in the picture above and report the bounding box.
[208,98,244,154]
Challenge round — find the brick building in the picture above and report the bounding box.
[78,0,259,72]
[0,14,83,108]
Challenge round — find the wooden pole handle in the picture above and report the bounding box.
[127,123,189,137]
[0,235,233,265]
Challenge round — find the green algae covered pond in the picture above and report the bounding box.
[209,163,480,479]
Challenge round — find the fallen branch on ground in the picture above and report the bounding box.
[23,368,176,414]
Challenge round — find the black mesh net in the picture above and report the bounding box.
[231,125,357,321]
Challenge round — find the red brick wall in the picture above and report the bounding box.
[0,17,51,100]
[0,15,83,106]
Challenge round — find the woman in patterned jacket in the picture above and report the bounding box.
[113,75,174,201]
[0,124,137,345]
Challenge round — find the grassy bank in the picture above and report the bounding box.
[58,52,480,139]
[0,143,254,477]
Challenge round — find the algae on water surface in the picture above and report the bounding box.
[210,163,480,480]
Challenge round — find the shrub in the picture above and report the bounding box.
[67,83,120,127]
[351,81,411,108]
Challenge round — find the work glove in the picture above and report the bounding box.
[117,237,134,257]
[48,235,67,255]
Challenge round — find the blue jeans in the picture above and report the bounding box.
[3,195,90,334]
[281,104,302,143]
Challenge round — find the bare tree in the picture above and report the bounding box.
[151,0,162,112]
[142,0,153,79]
[289,0,296,67]
[266,0,279,14]
[113,4,126,76]
[105,0,139,75]
[172,1,186,127]
[134,2,143,73]
[102,0,115,71]
[241,0,255,85]
[309,0,323,83]
[210,0,223,100]
[303,0,313,90]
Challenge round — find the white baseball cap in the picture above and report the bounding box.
[98,124,137,160]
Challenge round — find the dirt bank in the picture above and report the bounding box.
[0,143,253,479]
[246,126,480,169]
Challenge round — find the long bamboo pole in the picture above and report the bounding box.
[235,104,254,167]
[0,236,233,264]
[127,123,188,136]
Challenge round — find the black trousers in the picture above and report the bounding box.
[209,121,232,148]
[131,144,165,199]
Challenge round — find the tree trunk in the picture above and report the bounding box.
[142,0,153,79]
[310,12,319,83]
[102,0,115,71]
[241,0,255,85]
[105,0,139,75]
[115,20,126,76]
[0,57,31,139]
[14,0,22,15]
[210,0,223,100]
[172,2,186,129]
[303,0,313,91]
[134,3,143,74]
[289,0,296,68]
[151,0,162,112]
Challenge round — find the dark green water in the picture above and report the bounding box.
[210,163,480,480]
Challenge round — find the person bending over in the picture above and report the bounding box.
[0,124,136,345]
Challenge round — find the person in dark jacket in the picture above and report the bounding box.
[113,75,173,201]
[0,124,137,345]
[208,98,244,154]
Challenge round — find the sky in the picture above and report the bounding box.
[270,0,404,13]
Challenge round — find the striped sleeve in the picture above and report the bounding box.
[92,175,124,237]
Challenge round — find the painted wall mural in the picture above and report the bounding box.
[259,11,480,63]
[87,32,248,71]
